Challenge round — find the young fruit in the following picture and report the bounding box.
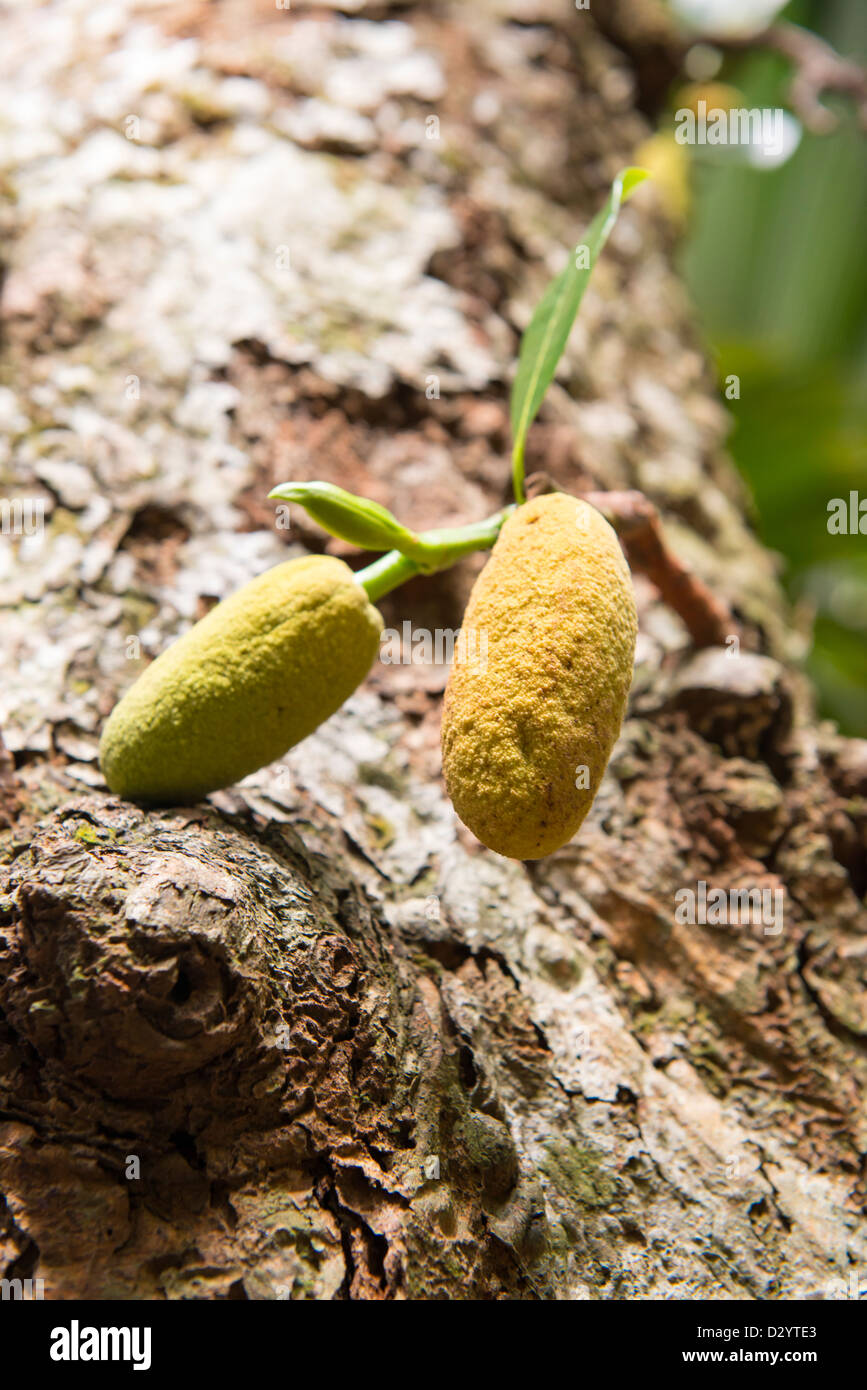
[99,556,382,805]
[441,493,637,859]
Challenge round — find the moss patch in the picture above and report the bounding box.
[541,1138,618,1210]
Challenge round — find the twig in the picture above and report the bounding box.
[582,489,740,650]
[724,20,867,134]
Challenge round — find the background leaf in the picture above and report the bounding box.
[680,0,867,733]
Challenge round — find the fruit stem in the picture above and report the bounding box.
[356,551,420,602]
[357,506,515,601]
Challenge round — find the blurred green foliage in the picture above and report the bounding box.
[679,0,867,734]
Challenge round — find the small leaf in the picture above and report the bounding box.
[510,167,649,502]
[268,481,419,553]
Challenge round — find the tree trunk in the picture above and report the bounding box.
[1,0,865,1301]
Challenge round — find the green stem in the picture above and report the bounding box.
[356,550,421,602]
[356,505,515,602]
[511,442,526,506]
[409,509,515,569]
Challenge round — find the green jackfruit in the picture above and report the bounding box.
[100,556,383,805]
[441,493,637,860]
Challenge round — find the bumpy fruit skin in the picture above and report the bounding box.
[441,493,637,860]
[100,556,382,805]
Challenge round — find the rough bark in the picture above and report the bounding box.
[1,0,865,1301]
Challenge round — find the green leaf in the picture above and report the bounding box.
[268,481,419,553]
[509,166,649,503]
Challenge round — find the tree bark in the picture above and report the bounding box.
[1,0,865,1301]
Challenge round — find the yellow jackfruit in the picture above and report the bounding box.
[99,556,383,805]
[441,493,637,859]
